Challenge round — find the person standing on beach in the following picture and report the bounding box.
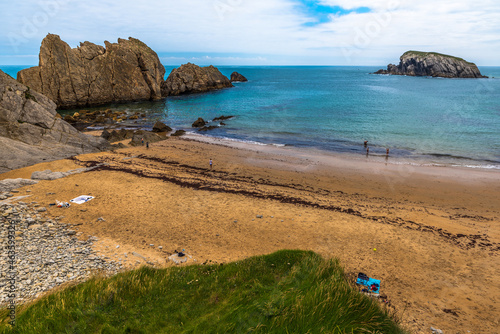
[146,142,149,149]
[386,148,389,156]
[366,147,369,156]
[209,159,213,170]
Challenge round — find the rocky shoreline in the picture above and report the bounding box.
[0,189,123,306]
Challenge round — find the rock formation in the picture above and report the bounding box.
[192,117,207,128]
[161,63,233,97]
[213,115,234,121]
[230,72,248,82]
[100,128,167,146]
[374,51,487,78]
[152,121,172,133]
[128,130,168,146]
[17,34,165,109]
[0,70,109,173]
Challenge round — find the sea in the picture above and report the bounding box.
[2,65,500,169]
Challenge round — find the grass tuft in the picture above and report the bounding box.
[0,250,407,334]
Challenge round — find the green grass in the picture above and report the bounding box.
[403,50,475,64]
[0,250,407,334]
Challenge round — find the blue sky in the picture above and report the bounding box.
[0,0,499,66]
[296,0,371,27]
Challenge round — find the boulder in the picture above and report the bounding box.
[17,34,166,109]
[152,121,172,133]
[161,63,233,97]
[230,72,248,82]
[192,118,206,128]
[374,51,487,78]
[0,70,109,173]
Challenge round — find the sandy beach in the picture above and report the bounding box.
[2,135,499,333]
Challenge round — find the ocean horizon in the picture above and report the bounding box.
[2,65,500,170]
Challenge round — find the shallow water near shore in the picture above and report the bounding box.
[3,65,500,169]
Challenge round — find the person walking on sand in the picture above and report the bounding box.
[146,142,149,149]
[141,138,144,146]
[209,158,213,170]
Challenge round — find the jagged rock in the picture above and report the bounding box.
[374,51,487,78]
[152,121,172,133]
[171,130,186,137]
[192,118,206,128]
[0,70,109,173]
[17,34,165,109]
[161,63,233,97]
[230,72,248,82]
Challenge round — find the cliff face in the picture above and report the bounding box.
[161,63,233,97]
[375,51,487,78]
[17,34,165,109]
[0,70,108,173]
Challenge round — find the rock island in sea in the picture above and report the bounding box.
[374,51,487,78]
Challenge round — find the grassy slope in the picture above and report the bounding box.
[0,250,406,334]
[402,51,474,65]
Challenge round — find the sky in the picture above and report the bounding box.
[0,0,499,66]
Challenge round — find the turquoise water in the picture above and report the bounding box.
[2,65,500,168]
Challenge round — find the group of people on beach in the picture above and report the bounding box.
[364,141,389,157]
[139,137,386,169]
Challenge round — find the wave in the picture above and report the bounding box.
[420,152,500,165]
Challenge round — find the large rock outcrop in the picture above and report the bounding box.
[374,51,487,78]
[161,63,233,97]
[17,34,165,109]
[0,70,109,173]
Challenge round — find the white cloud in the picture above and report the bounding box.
[0,0,498,65]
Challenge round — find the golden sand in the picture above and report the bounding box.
[2,136,499,333]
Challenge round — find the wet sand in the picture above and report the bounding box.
[2,136,499,333]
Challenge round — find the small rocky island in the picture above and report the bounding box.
[230,72,248,82]
[374,51,487,78]
[161,63,233,97]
